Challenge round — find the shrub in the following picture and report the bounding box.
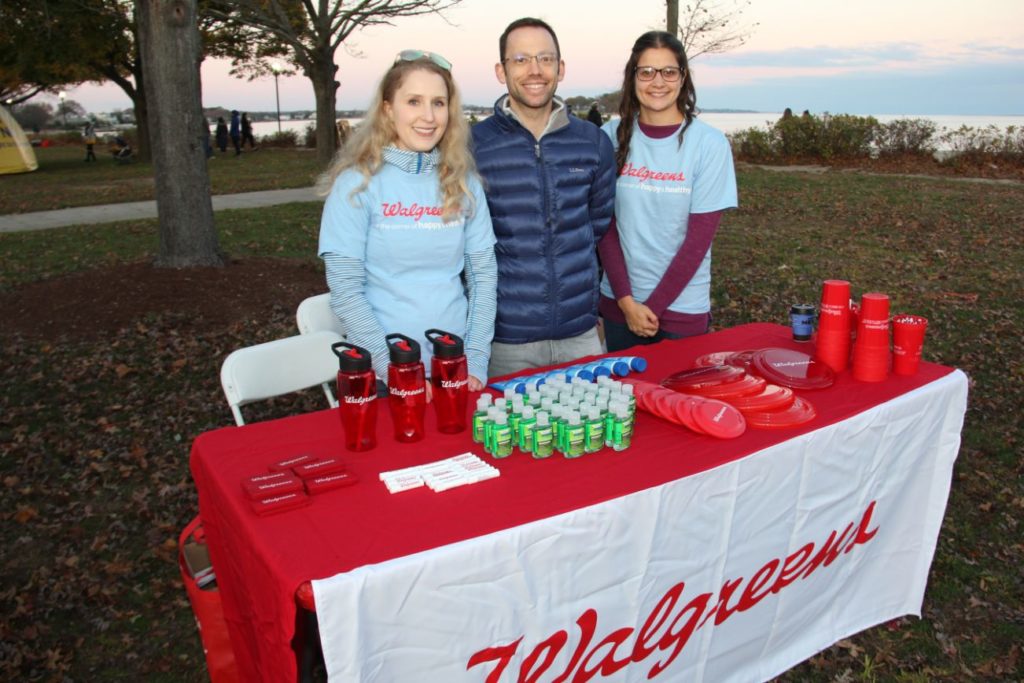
[874,119,937,156]
[816,113,878,160]
[728,128,778,163]
[259,130,299,148]
[303,123,317,148]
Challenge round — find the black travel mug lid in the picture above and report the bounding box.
[331,341,372,373]
[424,328,464,358]
[385,333,421,364]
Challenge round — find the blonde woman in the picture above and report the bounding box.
[318,51,497,391]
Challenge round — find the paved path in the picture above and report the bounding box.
[4,167,1019,234]
[0,187,321,233]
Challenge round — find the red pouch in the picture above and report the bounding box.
[249,491,311,516]
[269,453,315,472]
[293,457,347,479]
[305,470,360,495]
[242,474,304,500]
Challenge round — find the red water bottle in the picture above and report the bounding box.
[331,342,377,452]
[425,328,469,434]
[385,333,427,443]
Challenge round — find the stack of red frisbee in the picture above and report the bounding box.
[659,348,828,430]
[748,348,835,390]
[624,378,747,439]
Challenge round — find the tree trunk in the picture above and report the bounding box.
[136,0,222,268]
[309,48,340,166]
[667,0,679,34]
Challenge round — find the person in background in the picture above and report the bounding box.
[83,121,97,162]
[598,31,737,352]
[587,103,603,127]
[229,110,241,156]
[471,17,616,379]
[241,112,257,149]
[317,50,498,392]
[215,116,228,153]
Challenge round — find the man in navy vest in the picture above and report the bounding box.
[472,17,616,379]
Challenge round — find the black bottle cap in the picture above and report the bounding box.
[424,328,464,358]
[331,341,372,373]
[385,333,421,364]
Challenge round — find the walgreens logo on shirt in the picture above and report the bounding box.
[620,162,686,184]
[381,201,444,221]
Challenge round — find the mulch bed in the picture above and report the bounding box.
[0,257,326,342]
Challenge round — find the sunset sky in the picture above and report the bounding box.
[59,0,1024,116]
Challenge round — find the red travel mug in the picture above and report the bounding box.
[385,333,427,442]
[332,341,378,452]
[425,328,469,434]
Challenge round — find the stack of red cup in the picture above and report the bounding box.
[815,279,853,373]
[892,314,928,376]
[851,292,891,382]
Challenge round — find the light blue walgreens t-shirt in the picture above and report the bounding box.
[318,163,495,369]
[600,117,737,314]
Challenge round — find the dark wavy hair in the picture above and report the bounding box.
[615,31,697,172]
[499,17,561,61]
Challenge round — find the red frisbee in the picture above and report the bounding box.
[750,348,835,390]
[730,384,795,412]
[662,364,745,392]
[693,351,736,368]
[654,392,684,423]
[688,398,747,439]
[725,350,757,371]
[674,397,705,434]
[744,396,817,429]
[686,373,766,400]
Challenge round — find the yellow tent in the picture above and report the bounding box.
[0,106,39,175]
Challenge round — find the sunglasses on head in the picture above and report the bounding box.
[394,50,452,71]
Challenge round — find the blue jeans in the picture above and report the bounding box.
[602,318,689,353]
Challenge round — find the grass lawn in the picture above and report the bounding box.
[0,145,324,214]
[1,167,1022,681]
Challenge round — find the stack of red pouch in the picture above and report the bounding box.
[243,454,359,516]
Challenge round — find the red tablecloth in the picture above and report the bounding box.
[190,323,953,682]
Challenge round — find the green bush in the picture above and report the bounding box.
[728,128,778,163]
[303,123,317,148]
[940,124,1023,165]
[874,118,937,156]
[259,130,299,148]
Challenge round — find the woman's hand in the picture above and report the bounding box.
[618,296,659,337]
[468,376,485,392]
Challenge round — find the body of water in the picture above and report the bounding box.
[251,113,1023,141]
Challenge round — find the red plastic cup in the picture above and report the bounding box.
[892,314,928,376]
[814,328,851,373]
[852,344,889,382]
[854,316,890,348]
[820,279,851,307]
[859,292,890,321]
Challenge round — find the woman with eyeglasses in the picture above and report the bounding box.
[317,51,498,392]
[598,31,738,352]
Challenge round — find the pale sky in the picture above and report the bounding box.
[59,0,1024,116]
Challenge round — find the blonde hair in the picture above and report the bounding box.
[317,59,476,221]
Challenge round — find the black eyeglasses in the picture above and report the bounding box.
[395,50,452,71]
[635,66,684,82]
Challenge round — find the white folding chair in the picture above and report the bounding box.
[296,293,346,337]
[220,330,343,426]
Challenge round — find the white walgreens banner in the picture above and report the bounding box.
[314,371,967,682]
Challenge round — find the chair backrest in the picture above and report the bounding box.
[296,293,346,337]
[220,330,343,426]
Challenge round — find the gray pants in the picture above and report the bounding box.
[488,327,604,379]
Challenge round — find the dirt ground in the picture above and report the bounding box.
[0,257,325,341]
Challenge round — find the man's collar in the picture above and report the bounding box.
[498,95,569,139]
